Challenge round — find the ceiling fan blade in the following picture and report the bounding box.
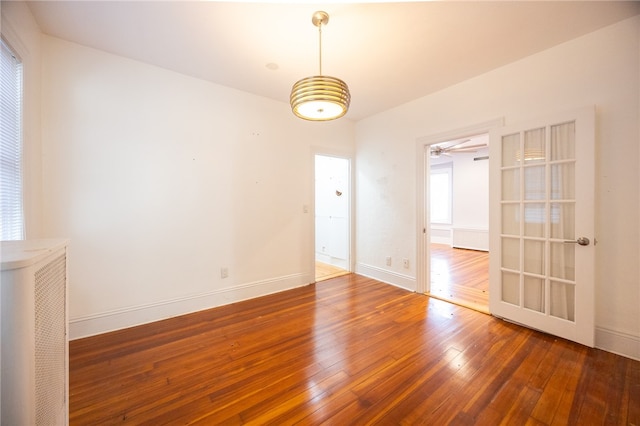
[449,143,488,152]
[443,139,471,150]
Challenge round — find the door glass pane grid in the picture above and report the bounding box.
[500,131,527,306]
[499,126,576,313]
[501,203,520,235]
[550,122,576,321]
[551,162,575,200]
[523,238,545,275]
[501,169,520,201]
[501,133,520,167]
[494,112,588,344]
[524,275,545,313]
[501,237,519,270]
[523,165,546,200]
[550,242,575,281]
[550,202,575,240]
[550,121,576,161]
[523,202,545,237]
[550,280,576,321]
[524,127,545,164]
[499,126,558,312]
[501,271,520,306]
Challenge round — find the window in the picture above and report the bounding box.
[1,38,24,240]
[430,163,452,224]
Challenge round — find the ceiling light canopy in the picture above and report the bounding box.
[290,11,350,121]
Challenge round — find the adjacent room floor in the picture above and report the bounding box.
[316,245,489,312]
[315,261,349,282]
[429,243,489,313]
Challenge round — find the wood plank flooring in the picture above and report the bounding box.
[69,275,639,425]
[430,244,489,313]
[315,261,349,282]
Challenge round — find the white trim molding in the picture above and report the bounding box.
[69,273,313,339]
[355,262,416,292]
[595,326,640,361]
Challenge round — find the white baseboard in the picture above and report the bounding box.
[355,263,416,292]
[430,236,452,246]
[452,228,489,251]
[70,270,639,362]
[69,272,313,340]
[315,253,348,270]
[595,326,640,361]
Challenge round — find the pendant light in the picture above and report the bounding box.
[290,11,351,121]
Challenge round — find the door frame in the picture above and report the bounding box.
[311,148,355,280]
[415,118,504,295]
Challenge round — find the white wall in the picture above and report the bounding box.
[430,148,489,247]
[1,2,44,238]
[39,36,354,338]
[451,149,489,230]
[356,16,640,359]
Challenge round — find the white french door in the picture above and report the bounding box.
[489,107,595,347]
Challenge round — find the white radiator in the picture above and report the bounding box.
[452,228,489,251]
[1,239,69,425]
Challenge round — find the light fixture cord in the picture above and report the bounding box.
[318,22,323,76]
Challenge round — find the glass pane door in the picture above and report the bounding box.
[499,122,577,319]
[489,107,595,347]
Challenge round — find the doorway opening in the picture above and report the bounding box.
[427,134,490,313]
[314,154,350,282]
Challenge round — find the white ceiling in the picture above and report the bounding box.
[26,1,639,121]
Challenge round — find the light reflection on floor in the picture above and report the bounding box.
[428,297,457,319]
[428,245,489,313]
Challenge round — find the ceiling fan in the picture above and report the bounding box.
[430,139,488,158]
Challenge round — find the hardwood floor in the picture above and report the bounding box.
[315,261,349,282]
[69,275,639,425]
[430,244,489,313]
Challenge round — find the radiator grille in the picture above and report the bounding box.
[34,254,67,425]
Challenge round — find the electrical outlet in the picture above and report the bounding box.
[386,257,392,266]
[403,259,410,269]
[221,267,229,279]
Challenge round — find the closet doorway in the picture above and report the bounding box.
[314,154,351,282]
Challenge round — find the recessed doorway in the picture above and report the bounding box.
[314,154,351,282]
[427,134,490,312]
